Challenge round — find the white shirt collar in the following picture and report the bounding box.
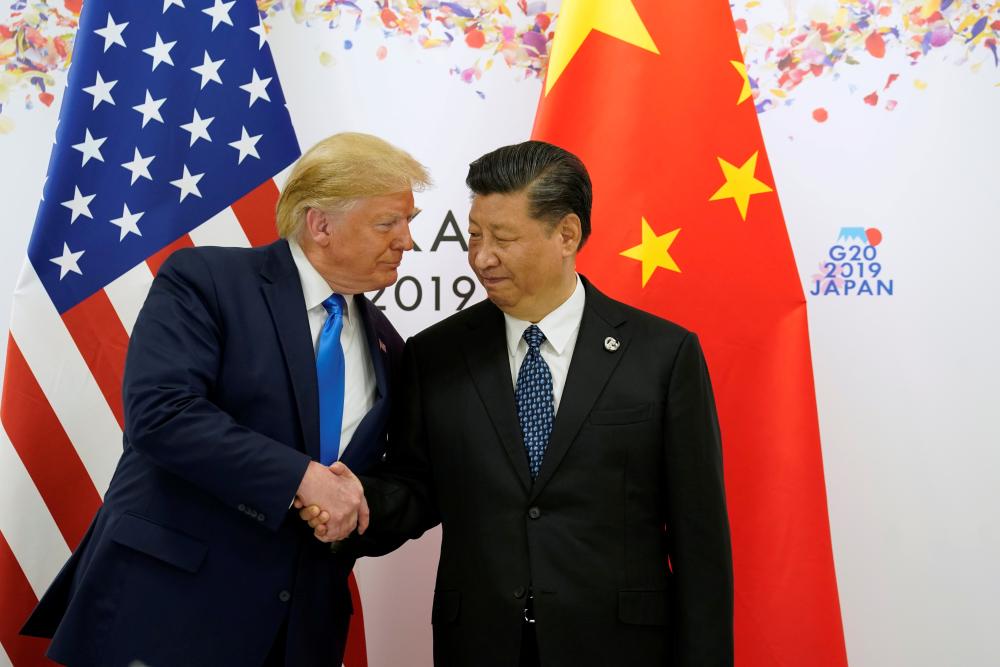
[503,275,585,356]
[288,238,355,322]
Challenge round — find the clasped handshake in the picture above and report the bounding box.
[292,460,367,542]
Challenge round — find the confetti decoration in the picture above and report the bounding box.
[2,1,999,128]
[0,0,78,127]
[255,0,554,87]
[733,0,1000,116]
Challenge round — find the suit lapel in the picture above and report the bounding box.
[461,304,532,492]
[260,240,321,461]
[530,281,629,501]
[338,295,389,469]
[355,295,389,400]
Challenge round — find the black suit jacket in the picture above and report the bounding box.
[22,240,403,667]
[362,277,733,667]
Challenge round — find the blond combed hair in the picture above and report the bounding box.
[275,132,431,238]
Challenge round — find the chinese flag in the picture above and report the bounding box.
[532,1,848,664]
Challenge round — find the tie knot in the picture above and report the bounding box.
[522,324,546,350]
[322,293,346,317]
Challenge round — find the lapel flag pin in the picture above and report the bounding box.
[604,336,620,352]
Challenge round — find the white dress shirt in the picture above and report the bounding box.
[504,275,585,414]
[289,239,377,459]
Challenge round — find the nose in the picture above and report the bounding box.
[393,221,415,252]
[470,240,498,271]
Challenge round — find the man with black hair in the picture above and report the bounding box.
[305,140,733,667]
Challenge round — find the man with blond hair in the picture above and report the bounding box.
[22,133,429,667]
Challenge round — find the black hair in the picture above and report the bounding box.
[466,140,592,249]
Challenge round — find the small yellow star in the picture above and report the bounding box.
[708,151,773,221]
[730,60,752,105]
[545,0,659,96]
[620,217,681,287]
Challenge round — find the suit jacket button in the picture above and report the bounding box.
[527,507,541,520]
[381,451,388,462]
[513,586,526,599]
[279,590,291,603]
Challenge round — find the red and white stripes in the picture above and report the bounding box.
[0,180,373,667]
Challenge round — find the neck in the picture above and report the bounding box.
[517,270,577,324]
[297,236,360,295]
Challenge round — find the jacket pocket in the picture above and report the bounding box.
[110,512,207,574]
[618,590,669,626]
[431,590,461,625]
[589,403,651,425]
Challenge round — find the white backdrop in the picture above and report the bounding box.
[764,55,1000,666]
[2,1,999,665]
[262,11,541,665]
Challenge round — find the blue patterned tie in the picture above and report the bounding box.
[515,325,555,479]
[317,294,346,466]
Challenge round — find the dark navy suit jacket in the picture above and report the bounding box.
[22,240,402,667]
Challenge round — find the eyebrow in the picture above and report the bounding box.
[375,209,421,224]
[467,217,511,231]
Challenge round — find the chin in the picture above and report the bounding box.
[359,273,396,295]
[379,268,399,286]
[484,290,513,310]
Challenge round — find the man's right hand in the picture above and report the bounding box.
[293,461,367,541]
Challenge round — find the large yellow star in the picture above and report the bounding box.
[545,0,659,96]
[620,217,681,287]
[730,60,752,105]
[708,151,773,221]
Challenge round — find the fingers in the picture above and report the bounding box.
[300,502,354,541]
[292,497,304,510]
[329,461,358,482]
[316,511,357,542]
[331,511,358,541]
[297,466,365,543]
[298,505,321,521]
[299,505,332,545]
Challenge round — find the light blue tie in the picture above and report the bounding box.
[317,294,346,466]
[515,325,555,479]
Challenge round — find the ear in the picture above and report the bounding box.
[557,213,582,255]
[304,208,332,246]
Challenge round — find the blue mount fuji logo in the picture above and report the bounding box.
[808,227,893,297]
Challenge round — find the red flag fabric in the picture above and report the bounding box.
[532,1,848,664]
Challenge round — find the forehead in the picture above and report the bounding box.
[346,190,416,221]
[469,191,538,227]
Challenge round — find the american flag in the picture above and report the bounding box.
[0,1,367,664]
